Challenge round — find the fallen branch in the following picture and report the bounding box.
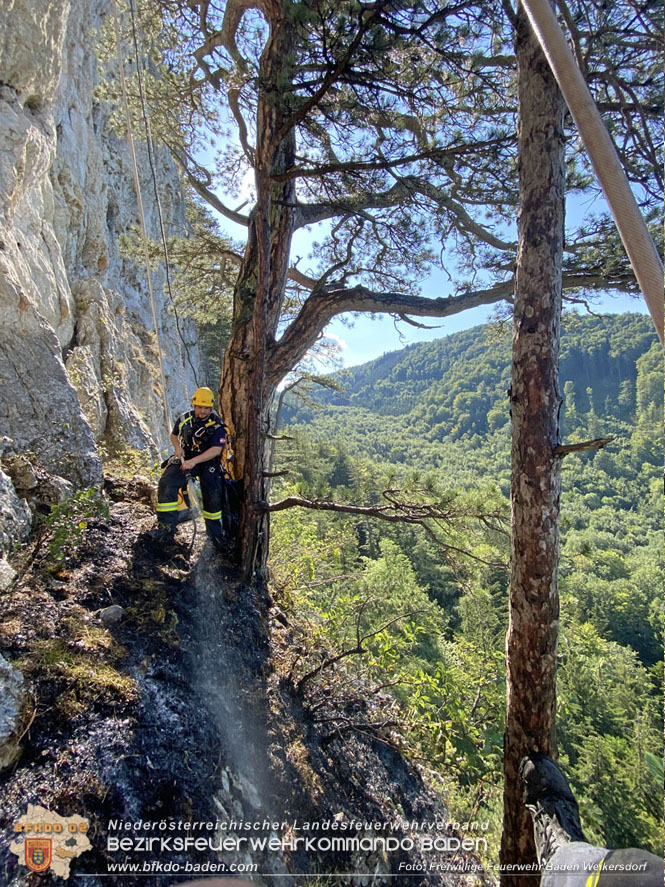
[318,717,400,739]
[10,528,47,586]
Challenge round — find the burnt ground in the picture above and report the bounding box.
[0,473,493,887]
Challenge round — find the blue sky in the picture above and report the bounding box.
[294,188,653,368]
[324,292,649,369]
[213,170,653,371]
[287,205,651,368]
[219,207,651,371]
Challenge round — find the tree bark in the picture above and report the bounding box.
[214,4,520,580]
[219,0,296,579]
[501,1,566,883]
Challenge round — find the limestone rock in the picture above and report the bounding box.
[0,466,32,555]
[0,90,75,348]
[71,279,161,452]
[0,1,70,108]
[0,654,26,771]
[0,558,17,590]
[3,453,75,511]
[0,271,102,487]
[65,344,108,441]
[36,474,76,508]
[0,0,199,489]
[1,454,38,492]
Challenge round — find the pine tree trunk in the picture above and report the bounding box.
[219,2,296,579]
[500,2,566,883]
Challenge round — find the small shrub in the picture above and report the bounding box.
[99,443,162,480]
[44,489,109,565]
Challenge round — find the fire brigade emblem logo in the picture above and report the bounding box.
[25,837,52,872]
[11,805,91,879]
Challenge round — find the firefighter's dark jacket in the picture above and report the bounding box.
[173,410,227,458]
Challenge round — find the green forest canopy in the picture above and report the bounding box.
[268,312,663,857]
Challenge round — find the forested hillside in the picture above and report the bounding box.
[285,312,657,458]
[280,313,661,490]
[268,312,663,862]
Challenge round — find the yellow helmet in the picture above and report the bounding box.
[192,387,215,408]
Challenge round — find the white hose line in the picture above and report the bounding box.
[520,0,664,345]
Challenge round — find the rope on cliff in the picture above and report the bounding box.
[127,0,199,389]
[111,0,171,435]
[520,0,664,346]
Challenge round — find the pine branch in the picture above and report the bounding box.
[398,314,441,330]
[274,1,390,145]
[395,176,515,250]
[168,144,251,227]
[266,495,506,568]
[292,173,515,253]
[196,0,260,65]
[191,237,316,289]
[553,437,614,456]
[296,607,427,693]
[227,86,255,163]
[267,280,515,384]
[272,137,509,181]
[292,178,417,229]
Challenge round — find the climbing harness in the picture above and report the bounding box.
[155,408,232,553]
[178,416,223,455]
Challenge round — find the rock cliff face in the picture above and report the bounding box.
[0,0,197,542]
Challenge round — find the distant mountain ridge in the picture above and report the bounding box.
[286,313,659,443]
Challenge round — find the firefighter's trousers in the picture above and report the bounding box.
[156,461,224,543]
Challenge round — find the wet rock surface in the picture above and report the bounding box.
[0,480,235,885]
[0,476,490,886]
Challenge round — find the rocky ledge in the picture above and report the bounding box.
[0,474,491,886]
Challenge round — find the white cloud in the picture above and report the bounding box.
[319,333,348,354]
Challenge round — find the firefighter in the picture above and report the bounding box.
[152,387,230,552]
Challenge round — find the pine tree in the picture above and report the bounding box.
[107,0,662,579]
[501,2,565,879]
